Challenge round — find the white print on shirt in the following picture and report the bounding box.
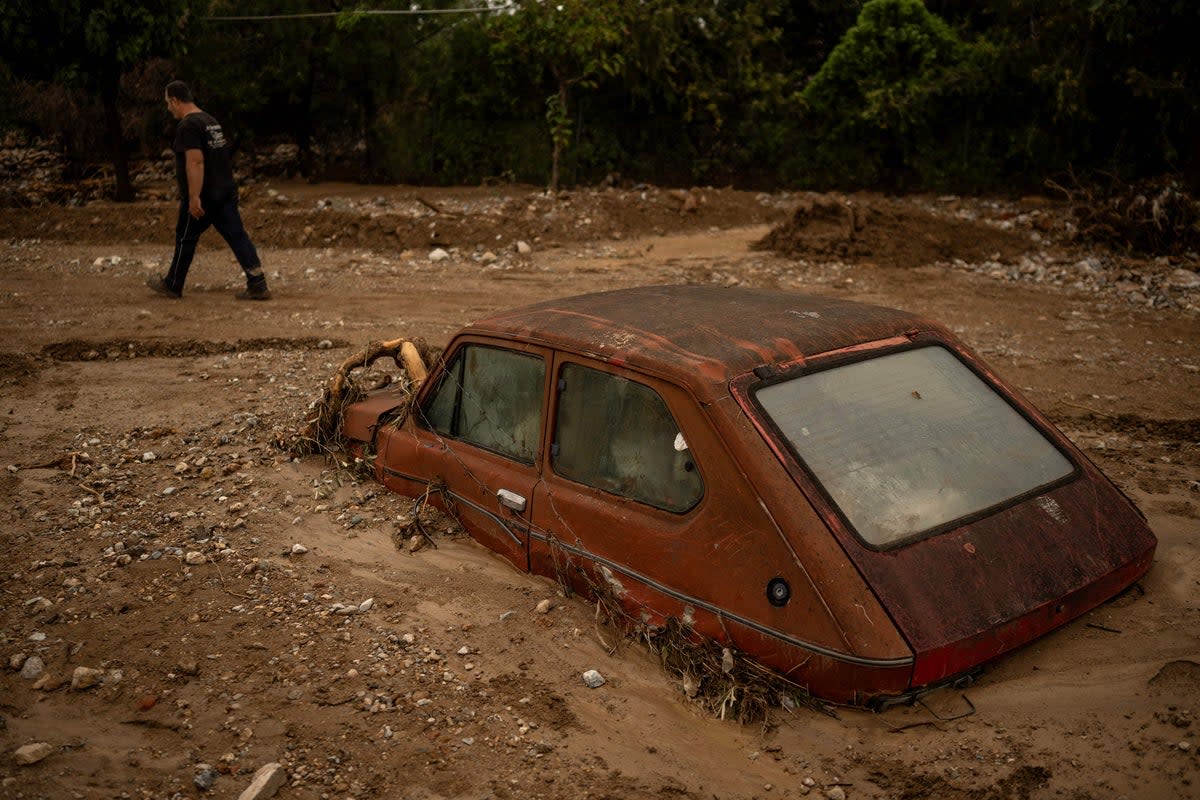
[206,124,227,149]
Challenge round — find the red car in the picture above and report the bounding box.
[341,286,1156,707]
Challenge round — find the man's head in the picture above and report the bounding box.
[165,81,195,120]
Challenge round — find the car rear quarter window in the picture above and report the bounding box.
[552,364,703,513]
[422,344,545,463]
[755,345,1075,547]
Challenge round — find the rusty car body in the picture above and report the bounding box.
[341,286,1156,707]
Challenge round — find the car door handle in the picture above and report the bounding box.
[497,489,527,513]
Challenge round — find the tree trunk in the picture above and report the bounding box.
[1184,117,1200,196]
[550,138,561,194]
[100,67,133,202]
[549,81,569,194]
[298,67,316,180]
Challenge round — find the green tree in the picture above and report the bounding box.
[488,0,628,192]
[799,0,995,188]
[0,0,189,200]
[944,0,1200,187]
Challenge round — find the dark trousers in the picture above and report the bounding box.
[164,191,263,295]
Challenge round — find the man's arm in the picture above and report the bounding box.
[185,148,204,218]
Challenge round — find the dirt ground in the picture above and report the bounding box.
[0,180,1198,800]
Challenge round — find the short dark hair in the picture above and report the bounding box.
[165,81,193,103]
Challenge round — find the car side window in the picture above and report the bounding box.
[421,344,545,463]
[552,363,703,513]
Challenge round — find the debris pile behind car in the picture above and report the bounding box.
[754,193,1032,268]
[1051,176,1200,257]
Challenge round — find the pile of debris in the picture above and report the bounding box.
[1051,175,1200,257]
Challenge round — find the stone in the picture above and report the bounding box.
[33,673,63,691]
[358,598,374,613]
[516,240,532,255]
[291,543,308,555]
[535,599,552,614]
[1168,268,1200,289]
[826,788,846,800]
[582,669,606,688]
[237,762,287,800]
[429,248,450,262]
[9,652,27,670]
[14,742,54,766]
[185,551,206,565]
[481,251,498,264]
[195,764,219,791]
[19,655,45,680]
[71,666,104,690]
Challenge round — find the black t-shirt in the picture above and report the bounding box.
[174,111,236,201]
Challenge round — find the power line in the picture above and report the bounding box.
[206,5,514,21]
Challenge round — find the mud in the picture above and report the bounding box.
[1,180,1197,800]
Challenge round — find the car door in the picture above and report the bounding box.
[401,337,551,571]
[527,355,711,617]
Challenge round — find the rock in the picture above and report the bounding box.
[1181,741,1193,751]
[481,251,498,264]
[1168,268,1200,289]
[237,762,287,800]
[71,666,104,690]
[32,673,63,691]
[582,669,606,688]
[721,647,735,674]
[358,598,374,613]
[195,763,219,791]
[535,599,553,614]
[8,653,26,670]
[516,240,532,255]
[19,655,45,680]
[291,543,308,555]
[14,742,54,766]
[141,451,156,462]
[499,610,516,621]
[457,646,471,656]
[826,788,846,800]
[185,551,206,565]
[317,339,334,350]
[429,248,450,262]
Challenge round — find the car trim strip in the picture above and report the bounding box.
[382,466,914,670]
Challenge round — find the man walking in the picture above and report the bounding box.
[148,80,270,300]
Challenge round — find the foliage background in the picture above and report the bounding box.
[2,0,1197,194]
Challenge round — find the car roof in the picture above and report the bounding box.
[464,285,936,391]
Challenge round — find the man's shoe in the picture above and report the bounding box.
[147,275,181,298]
[236,285,271,301]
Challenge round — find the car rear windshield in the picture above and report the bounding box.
[754,345,1075,548]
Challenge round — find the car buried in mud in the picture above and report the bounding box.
[339,285,1156,708]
